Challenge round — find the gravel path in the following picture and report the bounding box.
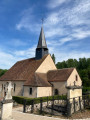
[12,111,62,120]
[12,107,90,120]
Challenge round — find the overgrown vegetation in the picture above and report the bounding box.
[82,87,90,93]
[13,95,66,105]
[0,69,7,77]
[51,54,56,64]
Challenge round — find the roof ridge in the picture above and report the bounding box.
[47,68,75,82]
[17,57,35,63]
[48,67,75,72]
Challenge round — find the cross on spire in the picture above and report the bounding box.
[41,18,44,25]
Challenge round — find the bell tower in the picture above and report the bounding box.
[35,26,49,60]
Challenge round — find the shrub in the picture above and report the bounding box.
[82,87,90,93]
[13,95,67,105]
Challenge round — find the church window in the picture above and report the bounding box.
[29,88,32,95]
[54,89,59,95]
[14,83,16,92]
[76,75,78,81]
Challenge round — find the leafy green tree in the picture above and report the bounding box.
[56,61,67,69]
[51,54,56,64]
[0,69,7,77]
[66,59,75,67]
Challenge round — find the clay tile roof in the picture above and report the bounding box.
[24,73,51,87]
[47,68,74,82]
[0,55,49,87]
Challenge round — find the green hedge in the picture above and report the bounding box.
[82,87,90,93]
[13,95,67,105]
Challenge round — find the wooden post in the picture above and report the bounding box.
[47,96,48,106]
[67,99,71,117]
[31,99,34,113]
[51,96,54,115]
[87,95,89,107]
[23,99,26,113]
[83,96,86,109]
[58,95,59,104]
[73,98,76,113]
[40,98,43,114]
[79,97,81,110]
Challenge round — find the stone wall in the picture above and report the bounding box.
[67,88,82,99]
[37,87,52,97]
[67,68,82,86]
[51,81,67,95]
[25,100,66,113]
[23,87,52,98]
[0,81,24,98]
[36,54,57,74]
[23,86,37,98]
[70,98,84,114]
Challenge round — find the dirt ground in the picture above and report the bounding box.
[53,109,90,119]
[13,105,90,119]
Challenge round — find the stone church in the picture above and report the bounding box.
[0,26,82,98]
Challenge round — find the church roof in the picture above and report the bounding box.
[24,73,51,87]
[47,68,74,82]
[37,26,47,48]
[0,55,51,87]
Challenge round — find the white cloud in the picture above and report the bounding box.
[56,52,90,62]
[71,29,90,39]
[45,12,60,25]
[0,51,16,69]
[48,0,68,9]
[16,0,90,39]
[74,0,90,13]
[48,45,90,62]
[0,46,36,69]
[45,27,64,38]
[14,45,36,57]
[60,37,72,44]
[16,7,40,34]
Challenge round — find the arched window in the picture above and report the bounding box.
[54,89,59,95]
[14,83,16,92]
[76,75,78,81]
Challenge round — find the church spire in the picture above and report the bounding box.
[35,26,49,60]
[37,26,47,48]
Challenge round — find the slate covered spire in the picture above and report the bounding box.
[35,26,49,60]
[37,26,47,48]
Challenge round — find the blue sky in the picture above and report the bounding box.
[0,0,90,69]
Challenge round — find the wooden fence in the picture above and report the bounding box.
[23,93,90,116]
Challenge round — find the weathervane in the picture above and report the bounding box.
[41,18,44,25]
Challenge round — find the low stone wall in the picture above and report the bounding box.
[70,98,84,114]
[24,95,88,116]
[25,100,67,113]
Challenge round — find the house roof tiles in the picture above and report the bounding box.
[47,68,74,82]
[0,55,51,87]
